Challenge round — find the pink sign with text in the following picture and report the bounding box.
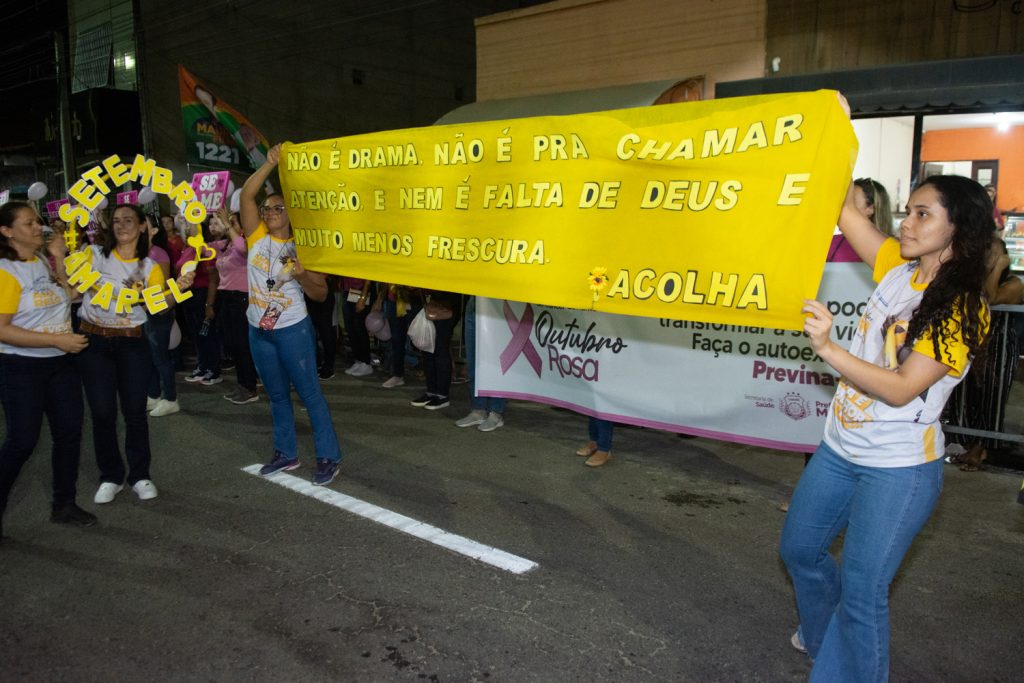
[191,171,230,212]
[116,190,139,205]
[46,199,69,217]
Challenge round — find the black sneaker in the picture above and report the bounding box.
[424,396,450,410]
[318,368,336,381]
[410,393,432,407]
[259,452,300,476]
[312,459,339,486]
[50,503,98,527]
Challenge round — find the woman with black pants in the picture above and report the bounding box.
[0,201,93,539]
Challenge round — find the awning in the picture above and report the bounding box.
[716,55,1024,116]
[434,79,682,125]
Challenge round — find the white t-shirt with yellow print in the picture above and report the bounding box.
[823,238,979,467]
[246,223,307,330]
[78,245,163,328]
[0,256,72,358]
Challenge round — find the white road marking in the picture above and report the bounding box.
[242,465,539,574]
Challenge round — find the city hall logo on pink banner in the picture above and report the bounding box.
[779,392,810,420]
[500,302,629,383]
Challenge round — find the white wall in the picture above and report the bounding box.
[851,116,914,233]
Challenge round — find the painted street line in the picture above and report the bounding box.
[242,464,539,574]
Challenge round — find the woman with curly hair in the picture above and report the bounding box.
[780,175,992,682]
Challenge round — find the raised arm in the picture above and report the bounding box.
[837,182,889,269]
[240,143,282,238]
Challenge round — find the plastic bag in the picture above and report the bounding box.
[408,308,435,353]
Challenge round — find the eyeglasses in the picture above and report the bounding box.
[260,205,286,215]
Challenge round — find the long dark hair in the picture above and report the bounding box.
[147,213,168,252]
[903,175,992,364]
[102,204,150,259]
[0,201,34,261]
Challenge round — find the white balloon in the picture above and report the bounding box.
[138,187,156,204]
[96,196,109,210]
[26,181,47,201]
[226,180,235,196]
[168,320,182,350]
[229,188,242,213]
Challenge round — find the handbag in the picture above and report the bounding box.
[408,309,436,353]
[424,296,453,321]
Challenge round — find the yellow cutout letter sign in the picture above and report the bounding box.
[280,90,857,330]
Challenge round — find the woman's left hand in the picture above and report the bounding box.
[802,299,834,356]
[176,270,197,291]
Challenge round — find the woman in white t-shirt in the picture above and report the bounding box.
[77,205,192,505]
[780,176,992,682]
[0,201,92,540]
[239,144,342,487]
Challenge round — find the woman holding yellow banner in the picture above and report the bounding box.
[780,176,993,682]
[240,144,342,487]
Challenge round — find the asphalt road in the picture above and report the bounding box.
[1,370,1021,682]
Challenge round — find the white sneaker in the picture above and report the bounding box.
[349,361,373,377]
[94,482,123,504]
[132,480,159,500]
[146,396,160,411]
[455,409,486,428]
[149,399,180,417]
[790,630,807,654]
[381,376,405,389]
[478,411,504,432]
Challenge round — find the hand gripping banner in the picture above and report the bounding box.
[279,90,857,330]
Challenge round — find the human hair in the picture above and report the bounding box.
[854,177,893,235]
[148,213,168,252]
[0,201,35,261]
[102,204,150,259]
[903,175,993,364]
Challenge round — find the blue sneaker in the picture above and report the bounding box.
[312,459,339,486]
[259,452,299,476]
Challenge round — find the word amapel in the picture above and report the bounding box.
[57,154,212,314]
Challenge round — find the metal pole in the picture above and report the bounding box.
[54,29,76,195]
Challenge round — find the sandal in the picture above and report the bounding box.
[958,445,987,472]
[575,441,598,457]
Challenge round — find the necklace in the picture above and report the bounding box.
[264,238,288,289]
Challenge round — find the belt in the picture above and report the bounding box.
[80,320,143,338]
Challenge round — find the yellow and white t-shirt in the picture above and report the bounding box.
[78,245,163,328]
[824,238,980,467]
[0,256,72,358]
[246,224,307,330]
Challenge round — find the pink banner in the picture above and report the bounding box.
[191,170,230,211]
[116,190,139,205]
[46,199,69,217]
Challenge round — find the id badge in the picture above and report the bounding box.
[347,289,362,303]
[259,303,283,330]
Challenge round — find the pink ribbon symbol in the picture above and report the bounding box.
[500,301,543,377]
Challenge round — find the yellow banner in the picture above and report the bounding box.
[280,90,857,330]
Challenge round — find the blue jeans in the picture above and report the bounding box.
[249,318,341,462]
[779,441,943,683]
[465,297,507,414]
[0,354,84,514]
[588,417,614,451]
[144,311,176,401]
[78,334,153,485]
